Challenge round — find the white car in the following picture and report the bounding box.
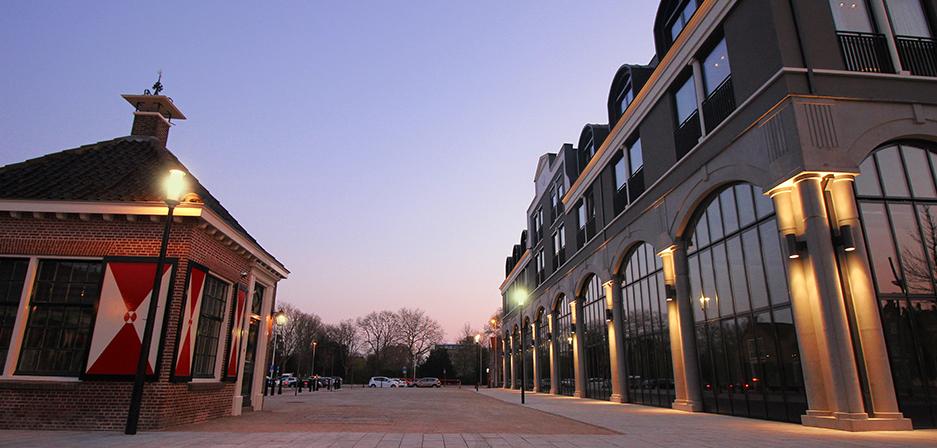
[368,376,400,388]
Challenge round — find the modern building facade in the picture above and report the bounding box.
[499,0,937,431]
[0,92,288,430]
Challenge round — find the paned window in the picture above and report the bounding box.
[581,275,611,401]
[618,84,635,116]
[614,156,628,191]
[702,38,731,96]
[554,295,575,396]
[0,258,29,369]
[670,0,699,41]
[830,0,875,32]
[885,0,932,37]
[629,139,644,175]
[674,76,698,125]
[17,260,103,376]
[192,275,230,378]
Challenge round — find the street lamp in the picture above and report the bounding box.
[125,169,186,435]
[474,334,481,392]
[311,340,318,387]
[271,310,287,395]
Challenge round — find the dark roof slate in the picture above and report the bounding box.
[0,135,278,267]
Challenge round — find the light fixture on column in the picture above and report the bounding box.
[546,332,552,341]
[665,284,676,302]
[570,322,576,333]
[785,234,806,259]
[566,335,573,344]
[838,225,856,252]
[605,308,614,322]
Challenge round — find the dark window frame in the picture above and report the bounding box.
[192,274,231,379]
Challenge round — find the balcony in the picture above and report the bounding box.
[896,35,937,77]
[674,110,701,160]
[701,76,735,131]
[837,31,894,73]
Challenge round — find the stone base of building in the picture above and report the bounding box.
[609,393,626,403]
[231,396,244,416]
[573,391,584,398]
[671,399,702,412]
[801,411,913,432]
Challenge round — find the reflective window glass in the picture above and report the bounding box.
[630,139,644,175]
[885,0,932,37]
[829,0,875,32]
[702,38,731,96]
[675,76,698,125]
[878,146,911,197]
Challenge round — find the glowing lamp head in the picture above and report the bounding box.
[474,334,481,344]
[163,169,187,205]
[274,310,288,326]
[511,287,528,306]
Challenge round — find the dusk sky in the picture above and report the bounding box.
[0,1,657,340]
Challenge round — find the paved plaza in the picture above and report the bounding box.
[0,387,935,447]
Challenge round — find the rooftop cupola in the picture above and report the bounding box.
[122,74,186,147]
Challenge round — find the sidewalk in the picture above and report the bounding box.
[478,388,937,447]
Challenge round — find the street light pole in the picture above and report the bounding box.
[125,169,185,435]
[311,340,317,379]
[474,334,481,392]
[520,325,526,405]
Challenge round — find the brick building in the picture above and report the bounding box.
[0,93,288,430]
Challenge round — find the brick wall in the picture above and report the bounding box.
[0,214,259,430]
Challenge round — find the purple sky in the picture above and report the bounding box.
[0,1,657,341]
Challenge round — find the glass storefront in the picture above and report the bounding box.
[555,295,576,396]
[582,275,612,400]
[536,309,551,391]
[856,142,937,428]
[687,183,808,423]
[620,243,675,407]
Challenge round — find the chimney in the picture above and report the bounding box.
[122,94,186,147]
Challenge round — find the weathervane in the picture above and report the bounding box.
[143,70,164,96]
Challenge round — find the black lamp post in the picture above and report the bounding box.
[125,169,186,435]
[474,334,481,392]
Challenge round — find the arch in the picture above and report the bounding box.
[575,272,603,299]
[669,164,773,239]
[653,0,697,58]
[552,293,569,314]
[612,240,653,277]
[845,118,937,169]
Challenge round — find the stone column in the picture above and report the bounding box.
[509,333,517,390]
[771,174,911,431]
[665,244,703,412]
[572,298,587,398]
[548,311,559,395]
[828,176,909,423]
[605,277,627,403]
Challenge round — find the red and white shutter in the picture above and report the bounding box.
[85,260,173,377]
[173,265,207,380]
[225,286,248,380]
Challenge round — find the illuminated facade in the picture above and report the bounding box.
[500,0,937,431]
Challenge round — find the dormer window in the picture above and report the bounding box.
[617,83,635,116]
[584,137,596,159]
[669,0,699,42]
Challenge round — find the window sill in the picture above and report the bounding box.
[188,381,225,392]
[0,378,80,391]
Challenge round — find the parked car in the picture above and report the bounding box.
[330,376,343,389]
[368,376,399,388]
[415,377,441,388]
[280,374,298,387]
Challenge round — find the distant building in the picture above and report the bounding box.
[0,92,288,430]
[499,0,937,432]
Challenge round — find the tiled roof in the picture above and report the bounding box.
[0,135,280,267]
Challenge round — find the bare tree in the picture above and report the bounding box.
[900,206,937,294]
[357,310,400,366]
[397,307,443,379]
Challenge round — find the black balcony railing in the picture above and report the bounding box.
[674,111,701,160]
[628,170,645,203]
[837,31,894,73]
[896,35,937,77]
[701,76,735,131]
[585,218,596,242]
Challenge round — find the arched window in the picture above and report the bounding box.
[535,308,550,392]
[581,274,612,400]
[855,141,937,428]
[554,295,575,396]
[687,182,807,423]
[620,243,674,407]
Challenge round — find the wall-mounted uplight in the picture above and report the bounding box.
[665,284,676,302]
[785,234,806,259]
[605,308,614,322]
[570,323,576,333]
[546,331,552,341]
[566,336,573,344]
[839,225,856,252]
